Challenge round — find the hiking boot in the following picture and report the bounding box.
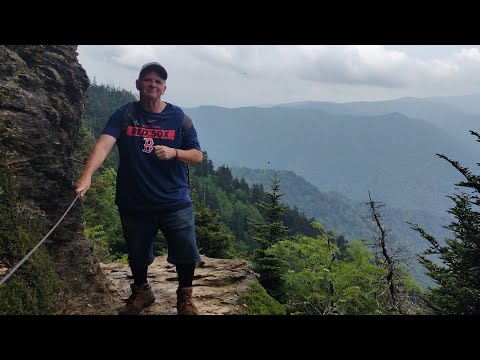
[118,283,155,315]
[176,287,199,315]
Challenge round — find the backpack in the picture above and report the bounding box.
[122,101,193,187]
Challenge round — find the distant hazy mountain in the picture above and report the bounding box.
[231,167,453,288]
[186,105,474,214]
[275,96,480,152]
[426,93,480,116]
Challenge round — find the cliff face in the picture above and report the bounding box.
[0,45,104,310]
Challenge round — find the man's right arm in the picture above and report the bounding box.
[75,134,117,198]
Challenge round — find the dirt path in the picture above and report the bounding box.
[58,255,256,315]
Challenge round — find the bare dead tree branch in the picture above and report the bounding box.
[367,191,398,312]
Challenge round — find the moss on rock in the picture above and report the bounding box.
[0,172,61,314]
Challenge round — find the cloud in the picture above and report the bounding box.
[77,45,480,107]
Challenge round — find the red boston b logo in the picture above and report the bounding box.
[142,138,154,153]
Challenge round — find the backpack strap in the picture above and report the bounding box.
[122,101,140,131]
[181,114,193,189]
[182,114,192,135]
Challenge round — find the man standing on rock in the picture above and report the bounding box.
[75,62,203,315]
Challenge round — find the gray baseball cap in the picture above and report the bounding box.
[139,62,168,80]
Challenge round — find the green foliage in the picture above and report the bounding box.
[115,254,129,265]
[0,173,61,314]
[85,83,137,138]
[83,167,126,258]
[411,132,480,314]
[232,167,374,240]
[283,206,324,238]
[215,165,235,193]
[192,190,235,258]
[83,84,137,168]
[74,126,95,166]
[253,250,288,302]
[238,282,286,315]
[191,174,263,254]
[84,224,112,263]
[0,254,62,315]
[333,240,390,314]
[73,124,125,261]
[232,166,451,289]
[269,237,389,315]
[249,174,289,301]
[250,174,289,250]
[191,151,215,177]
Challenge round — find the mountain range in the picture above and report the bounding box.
[186,97,478,214]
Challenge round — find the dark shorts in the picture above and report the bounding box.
[119,205,201,267]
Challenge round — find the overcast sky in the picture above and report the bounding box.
[77,45,480,108]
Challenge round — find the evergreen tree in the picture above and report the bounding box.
[191,190,235,259]
[410,131,480,314]
[239,177,251,200]
[251,183,265,204]
[283,206,324,238]
[334,235,348,257]
[191,151,214,177]
[215,165,234,193]
[249,173,289,301]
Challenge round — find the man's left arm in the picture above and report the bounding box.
[176,148,203,164]
[153,116,203,163]
[153,146,202,164]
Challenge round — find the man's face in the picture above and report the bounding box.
[136,70,166,99]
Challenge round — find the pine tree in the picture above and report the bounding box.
[191,151,214,177]
[191,190,235,259]
[215,165,234,193]
[249,173,289,301]
[251,183,265,204]
[410,131,480,314]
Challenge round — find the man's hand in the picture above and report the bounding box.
[74,134,116,199]
[75,175,92,199]
[154,145,176,160]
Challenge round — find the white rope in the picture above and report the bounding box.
[0,195,80,285]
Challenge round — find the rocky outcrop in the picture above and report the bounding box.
[60,255,257,315]
[0,45,105,309]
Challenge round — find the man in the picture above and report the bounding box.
[75,62,203,315]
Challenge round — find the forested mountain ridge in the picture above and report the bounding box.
[185,105,475,214]
[84,83,137,136]
[231,166,452,243]
[232,167,372,239]
[231,166,453,287]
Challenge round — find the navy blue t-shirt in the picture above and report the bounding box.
[101,102,201,212]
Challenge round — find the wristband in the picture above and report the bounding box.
[175,149,179,159]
